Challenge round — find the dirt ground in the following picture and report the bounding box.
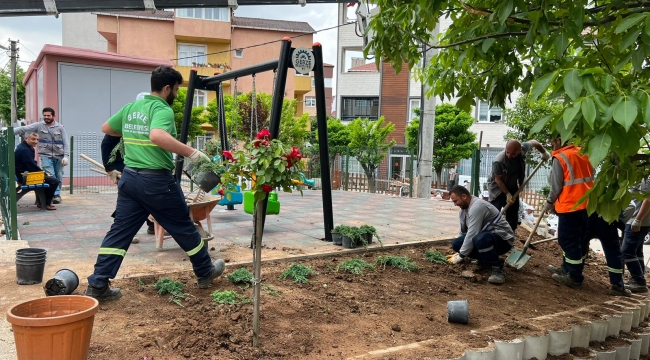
[82,228,629,360]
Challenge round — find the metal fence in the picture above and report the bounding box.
[0,127,18,239]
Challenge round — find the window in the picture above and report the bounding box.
[177,8,229,21]
[178,44,207,66]
[311,77,315,87]
[305,96,316,107]
[324,78,333,88]
[234,49,243,58]
[341,97,379,121]
[193,90,207,107]
[409,98,421,123]
[477,100,503,122]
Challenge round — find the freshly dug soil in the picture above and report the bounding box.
[85,228,626,359]
[589,340,616,351]
[570,347,594,357]
[481,321,545,340]
[604,336,631,347]
[546,355,574,360]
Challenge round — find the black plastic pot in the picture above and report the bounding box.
[16,248,47,285]
[332,233,342,246]
[362,233,373,244]
[447,300,469,324]
[44,269,80,296]
[342,236,358,249]
[194,171,222,193]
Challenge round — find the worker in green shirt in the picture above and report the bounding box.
[86,66,225,301]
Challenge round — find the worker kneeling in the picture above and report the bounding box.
[447,185,515,284]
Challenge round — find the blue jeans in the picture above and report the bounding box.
[40,157,63,195]
[622,224,649,285]
[583,213,624,287]
[87,169,213,289]
[451,232,512,268]
[557,210,589,283]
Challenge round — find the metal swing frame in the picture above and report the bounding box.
[176,39,335,241]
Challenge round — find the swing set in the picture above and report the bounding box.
[175,38,335,241]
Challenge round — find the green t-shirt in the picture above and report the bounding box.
[107,95,176,170]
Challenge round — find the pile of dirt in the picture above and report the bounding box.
[85,228,626,359]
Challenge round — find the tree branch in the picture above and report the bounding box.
[427,31,530,50]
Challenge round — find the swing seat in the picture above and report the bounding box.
[217,185,243,206]
[243,191,280,215]
[299,173,316,188]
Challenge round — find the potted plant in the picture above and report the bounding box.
[188,159,226,193]
[331,225,345,245]
[341,226,366,249]
[359,225,382,246]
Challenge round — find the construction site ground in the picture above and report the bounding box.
[0,190,647,359]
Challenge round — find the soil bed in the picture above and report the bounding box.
[86,228,622,359]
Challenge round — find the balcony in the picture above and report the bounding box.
[294,76,312,95]
[174,17,231,42]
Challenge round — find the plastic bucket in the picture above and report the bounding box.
[447,300,469,324]
[341,236,358,249]
[15,248,47,285]
[6,295,99,360]
[332,233,342,246]
[44,269,80,296]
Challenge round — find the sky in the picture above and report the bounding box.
[0,4,343,91]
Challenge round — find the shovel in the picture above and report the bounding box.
[501,160,546,215]
[506,209,548,269]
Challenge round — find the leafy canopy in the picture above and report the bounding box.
[0,67,25,123]
[369,0,650,221]
[347,117,396,193]
[431,104,477,174]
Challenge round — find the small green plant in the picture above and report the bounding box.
[339,225,367,247]
[211,290,251,305]
[153,278,189,307]
[262,283,281,297]
[424,250,447,264]
[337,259,375,275]
[191,158,227,177]
[359,225,383,247]
[279,263,317,283]
[227,268,253,285]
[375,256,420,272]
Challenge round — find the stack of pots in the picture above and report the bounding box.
[15,248,47,285]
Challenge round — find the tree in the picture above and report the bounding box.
[313,117,351,177]
[431,104,477,182]
[369,0,650,221]
[0,67,25,123]
[504,95,563,165]
[405,108,420,154]
[172,88,206,140]
[347,117,396,193]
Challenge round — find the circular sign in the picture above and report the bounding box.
[292,47,315,75]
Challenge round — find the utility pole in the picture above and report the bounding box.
[416,24,439,199]
[10,39,18,127]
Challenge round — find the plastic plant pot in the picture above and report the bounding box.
[447,300,469,325]
[44,269,79,296]
[523,334,549,360]
[494,339,524,360]
[572,323,592,348]
[590,320,608,342]
[548,329,572,356]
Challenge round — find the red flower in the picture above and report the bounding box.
[222,150,234,161]
[261,140,270,147]
[218,188,224,196]
[283,146,302,168]
[261,184,272,192]
[255,128,271,140]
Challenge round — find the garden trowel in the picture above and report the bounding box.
[505,209,548,269]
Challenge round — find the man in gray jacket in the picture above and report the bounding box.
[447,185,515,284]
[14,107,69,204]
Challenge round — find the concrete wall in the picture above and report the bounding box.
[62,13,108,52]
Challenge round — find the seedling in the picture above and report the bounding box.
[424,250,447,264]
[375,255,419,272]
[153,278,190,307]
[337,259,375,275]
[211,290,251,305]
[228,268,253,285]
[279,263,317,284]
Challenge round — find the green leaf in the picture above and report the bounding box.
[643,94,650,126]
[531,70,559,101]
[563,69,582,101]
[645,17,650,37]
[581,98,596,130]
[579,68,605,75]
[497,0,514,24]
[482,38,496,52]
[613,100,638,132]
[587,133,612,167]
[563,102,581,127]
[557,117,578,143]
[633,48,644,72]
[616,13,646,34]
[530,114,553,135]
[620,31,640,52]
[554,31,568,58]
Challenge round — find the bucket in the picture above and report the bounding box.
[44,269,79,296]
[341,236,359,249]
[447,300,469,324]
[15,248,47,285]
[332,233,342,246]
[6,295,99,360]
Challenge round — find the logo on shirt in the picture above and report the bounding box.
[127,112,149,124]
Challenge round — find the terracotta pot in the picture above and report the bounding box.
[6,295,99,360]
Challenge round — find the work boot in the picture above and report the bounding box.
[547,264,568,276]
[85,285,122,302]
[487,267,505,284]
[147,225,155,235]
[552,273,583,288]
[610,285,632,297]
[197,259,226,289]
[624,279,649,293]
[52,195,62,204]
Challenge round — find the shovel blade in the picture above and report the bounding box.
[505,250,531,269]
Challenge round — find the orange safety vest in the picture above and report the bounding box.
[552,145,594,213]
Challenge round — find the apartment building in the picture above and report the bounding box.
[62,9,334,117]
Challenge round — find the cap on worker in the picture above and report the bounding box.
[136,92,150,101]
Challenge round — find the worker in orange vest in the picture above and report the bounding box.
[545,135,630,296]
